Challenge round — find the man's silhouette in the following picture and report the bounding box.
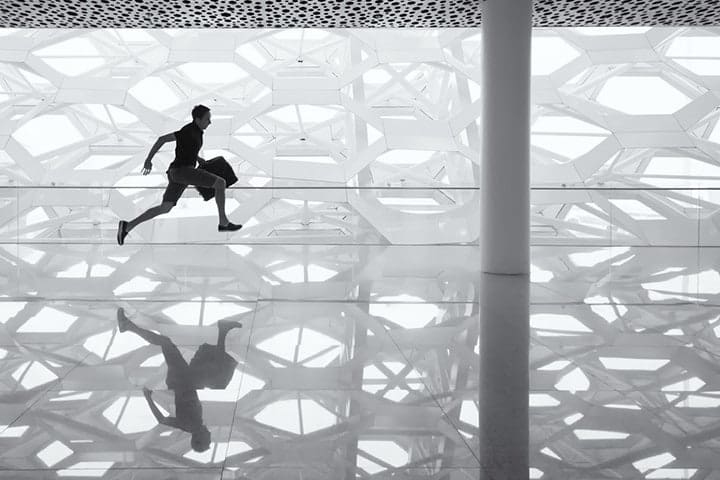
[116,307,243,452]
[116,105,242,245]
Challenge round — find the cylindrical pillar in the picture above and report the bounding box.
[481,0,531,275]
[479,0,532,479]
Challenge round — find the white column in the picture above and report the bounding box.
[479,0,532,479]
[481,0,531,274]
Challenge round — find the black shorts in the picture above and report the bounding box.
[162,167,219,205]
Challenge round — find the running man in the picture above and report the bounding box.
[116,307,243,452]
[116,105,242,245]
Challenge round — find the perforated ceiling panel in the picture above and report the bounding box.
[0,0,719,28]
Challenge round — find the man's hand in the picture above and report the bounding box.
[141,160,152,175]
[197,157,207,167]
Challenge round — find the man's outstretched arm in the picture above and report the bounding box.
[142,133,177,175]
[143,387,179,428]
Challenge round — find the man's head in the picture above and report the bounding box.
[191,105,211,130]
[190,425,211,452]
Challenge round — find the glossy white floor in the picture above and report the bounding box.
[2,27,720,479]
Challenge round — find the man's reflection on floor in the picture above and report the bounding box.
[116,307,243,452]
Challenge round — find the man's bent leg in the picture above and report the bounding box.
[213,177,229,226]
[216,320,243,351]
[165,167,241,231]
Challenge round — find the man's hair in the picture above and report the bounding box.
[191,104,210,121]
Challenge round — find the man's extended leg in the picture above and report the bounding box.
[118,204,170,245]
[117,307,188,373]
[117,178,185,245]
[216,320,243,352]
[126,202,174,229]
[117,307,167,345]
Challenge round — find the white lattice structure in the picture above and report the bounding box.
[1,27,720,479]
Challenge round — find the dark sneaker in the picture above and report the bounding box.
[117,220,128,245]
[218,222,242,232]
[117,307,131,332]
[218,319,243,331]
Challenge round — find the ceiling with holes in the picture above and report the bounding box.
[0,0,719,28]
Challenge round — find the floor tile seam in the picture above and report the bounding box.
[0,349,93,433]
[382,330,483,469]
[220,299,260,476]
